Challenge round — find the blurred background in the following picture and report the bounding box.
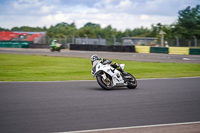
[0,0,200,49]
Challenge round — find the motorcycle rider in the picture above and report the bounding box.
[90,54,128,77]
[50,40,61,47]
[50,40,57,46]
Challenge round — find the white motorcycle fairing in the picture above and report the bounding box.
[91,61,127,87]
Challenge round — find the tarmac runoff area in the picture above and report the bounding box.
[57,122,200,133]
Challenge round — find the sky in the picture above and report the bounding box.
[0,0,199,31]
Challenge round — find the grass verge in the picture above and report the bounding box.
[0,53,200,81]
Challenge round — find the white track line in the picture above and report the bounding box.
[137,76,200,80]
[54,121,200,133]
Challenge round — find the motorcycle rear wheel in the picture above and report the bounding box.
[97,75,113,90]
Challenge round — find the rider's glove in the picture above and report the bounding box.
[103,60,112,65]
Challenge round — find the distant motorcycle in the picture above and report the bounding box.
[50,40,62,52]
[91,60,137,90]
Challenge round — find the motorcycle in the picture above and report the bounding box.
[49,43,62,52]
[91,60,137,90]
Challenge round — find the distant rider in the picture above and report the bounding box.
[50,40,57,47]
[50,40,61,47]
[90,54,128,77]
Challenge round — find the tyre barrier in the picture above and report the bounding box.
[189,48,200,55]
[150,47,169,54]
[169,47,189,55]
[70,44,200,55]
[70,44,135,52]
[1,42,199,55]
[135,46,150,53]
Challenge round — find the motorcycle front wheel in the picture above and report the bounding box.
[96,74,113,90]
[127,73,137,89]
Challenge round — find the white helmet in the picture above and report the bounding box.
[90,54,99,64]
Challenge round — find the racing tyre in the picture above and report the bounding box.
[97,74,113,90]
[127,73,137,89]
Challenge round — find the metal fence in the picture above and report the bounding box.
[1,36,199,49]
[165,38,200,47]
[42,37,200,48]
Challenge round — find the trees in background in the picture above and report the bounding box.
[175,5,200,39]
[11,26,47,32]
[156,5,200,40]
[45,23,152,39]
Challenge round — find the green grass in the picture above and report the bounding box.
[0,53,200,81]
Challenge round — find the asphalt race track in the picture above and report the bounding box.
[0,48,200,63]
[0,77,200,133]
[0,48,200,132]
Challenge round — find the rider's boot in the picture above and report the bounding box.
[121,70,128,75]
[118,68,129,78]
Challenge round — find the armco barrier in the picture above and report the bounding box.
[135,46,150,53]
[169,47,189,55]
[150,47,168,54]
[189,48,200,55]
[70,44,135,52]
